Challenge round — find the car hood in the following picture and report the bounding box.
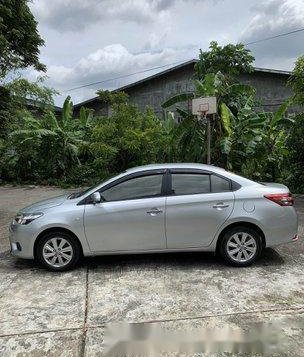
[20,194,68,213]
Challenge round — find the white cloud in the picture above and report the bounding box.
[240,0,304,65]
[31,0,179,31]
[39,43,192,104]
[27,0,303,104]
[31,0,215,32]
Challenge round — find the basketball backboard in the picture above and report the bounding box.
[192,96,217,116]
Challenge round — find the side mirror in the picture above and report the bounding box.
[92,192,102,204]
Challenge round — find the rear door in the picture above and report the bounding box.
[165,170,235,248]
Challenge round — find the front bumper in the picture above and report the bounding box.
[9,220,36,259]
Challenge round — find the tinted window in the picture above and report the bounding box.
[101,175,163,201]
[171,174,210,195]
[211,175,231,192]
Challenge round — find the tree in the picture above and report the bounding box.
[221,99,293,179]
[286,113,304,192]
[91,91,167,175]
[0,78,58,138]
[0,85,11,133]
[96,89,129,105]
[195,41,254,79]
[288,55,304,105]
[7,96,86,181]
[285,56,304,191]
[162,42,256,165]
[0,0,45,78]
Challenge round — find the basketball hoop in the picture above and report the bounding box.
[197,103,209,119]
[192,97,216,117]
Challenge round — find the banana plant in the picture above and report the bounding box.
[161,72,225,110]
[9,96,88,179]
[218,97,266,169]
[219,97,294,176]
[161,71,256,164]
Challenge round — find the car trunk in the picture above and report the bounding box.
[260,182,290,192]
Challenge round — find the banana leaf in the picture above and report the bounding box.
[220,103,233,136]
[271,98,293,127]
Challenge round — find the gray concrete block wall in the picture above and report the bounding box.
[239,72,294,111]
[73,63,296,120]
[124,63,195,120]
[73,97,109,118]
[124,66,295,121]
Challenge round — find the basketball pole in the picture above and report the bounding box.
[193,97,217,166]
[200,111,211,165]
[206,115,211,165]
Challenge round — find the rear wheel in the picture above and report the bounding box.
[36,231,81,271]
[220,226,262,267]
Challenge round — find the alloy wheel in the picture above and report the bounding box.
[42,237,73,268]
[226,232,257,263]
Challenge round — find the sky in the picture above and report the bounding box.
[26,0,304,106]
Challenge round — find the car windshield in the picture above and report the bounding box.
[68,186,97,199]
[68,172,124,199]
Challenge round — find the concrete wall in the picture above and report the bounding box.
[124,62,195,121]
[73,63,295,120]
[73,97,109,118]
[239,71,294,112]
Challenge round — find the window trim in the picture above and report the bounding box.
[167,169,236,197]
[168,171,211,196]
[79,169,167,204]
[78,167,241,205]
[210,173,232,193]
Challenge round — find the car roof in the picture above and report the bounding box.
[125,163,227,174]
[77,163,257,201]
[125,163,256,187]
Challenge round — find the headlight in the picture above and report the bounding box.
[15,212,44,225]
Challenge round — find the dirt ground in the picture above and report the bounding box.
[0,185,303,356]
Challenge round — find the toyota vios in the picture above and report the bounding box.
[9,164,298,271]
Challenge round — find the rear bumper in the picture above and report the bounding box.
[263,207,298,247]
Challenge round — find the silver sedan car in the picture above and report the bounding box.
[9,164,298,271]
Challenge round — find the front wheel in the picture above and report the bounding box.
[220,226,262,267]
[36,231,81,271]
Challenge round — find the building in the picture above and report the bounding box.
[73,59,294,120]
[26,99,62,117]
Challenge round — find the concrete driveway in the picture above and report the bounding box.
[0,186,303,356]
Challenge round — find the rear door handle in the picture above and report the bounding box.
[213,202,229,210]
[147,208,163,215]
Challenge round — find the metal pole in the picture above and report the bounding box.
[206,115,211,165]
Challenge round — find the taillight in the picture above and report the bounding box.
[264,193,294,206]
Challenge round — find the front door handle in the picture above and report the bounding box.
[147,208,163,216]
[213,202,229,210]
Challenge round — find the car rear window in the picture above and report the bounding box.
[211,175,231,192]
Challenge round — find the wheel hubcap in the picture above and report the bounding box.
[42,237,73,268]
[227,232,257,263]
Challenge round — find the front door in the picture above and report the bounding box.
[166,171,234,248]
[84,173,166,252]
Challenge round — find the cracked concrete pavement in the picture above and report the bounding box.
[0,185,303,356]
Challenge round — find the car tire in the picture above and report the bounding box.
[36,231,81,271]
[220,226,262,267]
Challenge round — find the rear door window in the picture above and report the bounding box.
[171,173,210,195]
